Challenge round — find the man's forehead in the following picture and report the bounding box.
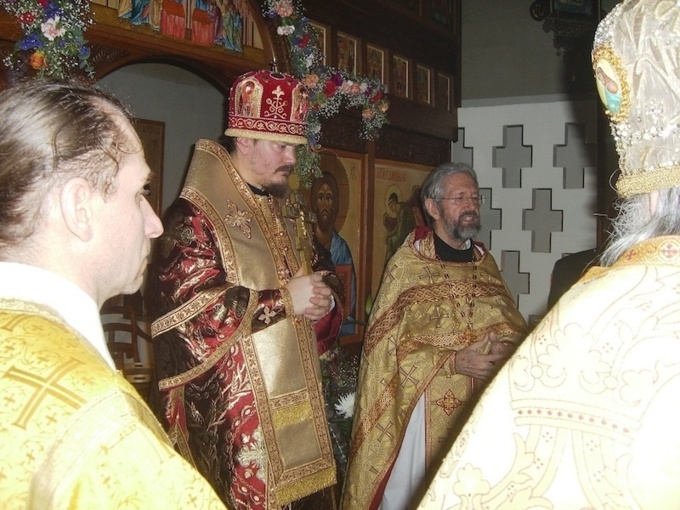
[446,173,477,188]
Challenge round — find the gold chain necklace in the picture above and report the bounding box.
[440,251,479,343]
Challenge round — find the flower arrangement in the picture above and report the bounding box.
[1,0,93,79]
[319,344,360,479]
[263,0,390,187]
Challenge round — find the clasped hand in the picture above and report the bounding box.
[285,267,333,321]
[453,331,514,381]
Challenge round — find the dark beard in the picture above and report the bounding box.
[264,165,293,198]
[264,181,290,198]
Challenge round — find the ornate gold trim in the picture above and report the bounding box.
[592,45,631,124]
[151,286,226,338]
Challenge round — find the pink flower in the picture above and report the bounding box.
[340,80,361,95]
[274,0,294,18]
[362,108,375,120]
[41,16,65,41]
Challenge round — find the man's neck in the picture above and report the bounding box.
[433,232,474,263]
[432,226,469,250]
[248,182,268,196]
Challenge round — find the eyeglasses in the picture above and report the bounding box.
[438,195,486,205]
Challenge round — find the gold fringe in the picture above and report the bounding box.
[275,466,337,506]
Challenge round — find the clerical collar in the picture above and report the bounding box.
[248,183,269,196]
[434,233,474,262]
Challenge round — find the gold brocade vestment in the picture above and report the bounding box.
[419,236,680,509]
[342,229,526,509]
[0,299,226,510]
[152,140,335,508]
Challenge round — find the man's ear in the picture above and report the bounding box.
[424,197,441,222]
[235,136,254,154]
[60,178,95,242]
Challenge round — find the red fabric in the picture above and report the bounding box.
[413,224,432,242]
[154,199,343,509]
[161,2,185,40]
[314,302,342,357]
[191,8,214,46]
[154,201,294,509]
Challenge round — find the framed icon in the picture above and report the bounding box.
[309,20,329,65]
[416,65,431,104]
[436,72,451,111]
[391,54,409,98]
[366,44,386,83]
[336,32,358,74]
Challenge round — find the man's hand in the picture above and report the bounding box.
[454,332,513,381]
[284,268,333,320]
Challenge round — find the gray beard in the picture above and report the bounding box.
[443,213,481,242]
[454,224,481,241]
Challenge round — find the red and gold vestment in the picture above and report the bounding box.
[152,140,342,509]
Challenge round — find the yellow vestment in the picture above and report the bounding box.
[0,298,226,510]
[419,236,680,509]
[342,229,526,509]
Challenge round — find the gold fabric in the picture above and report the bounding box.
[159,139,335,505]
[419,235,680,509]
[0,298,226,510]
[592,1,680,197]
[342,230,526,509]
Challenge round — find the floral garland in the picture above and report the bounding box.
[1,0,93,79]
[320,344,360,481]
[263,0,390,187]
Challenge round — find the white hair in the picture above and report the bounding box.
[600,186,680,266]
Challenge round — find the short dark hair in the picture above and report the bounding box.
[218,133,237,153]
[0,79,133,252]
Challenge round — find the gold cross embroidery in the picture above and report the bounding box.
[223,198,253,238]
[436,389,462,416]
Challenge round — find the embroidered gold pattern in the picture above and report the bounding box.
[435,389,463,416]
[223,198,254,238]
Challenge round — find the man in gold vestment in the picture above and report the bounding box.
[0,81,227,509]
[342,163,526,510]
[419,2,680,508]
[151,70,343,509]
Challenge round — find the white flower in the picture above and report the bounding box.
[277,25,295,36]
[334,392,355,419]
[41,16,65,41]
